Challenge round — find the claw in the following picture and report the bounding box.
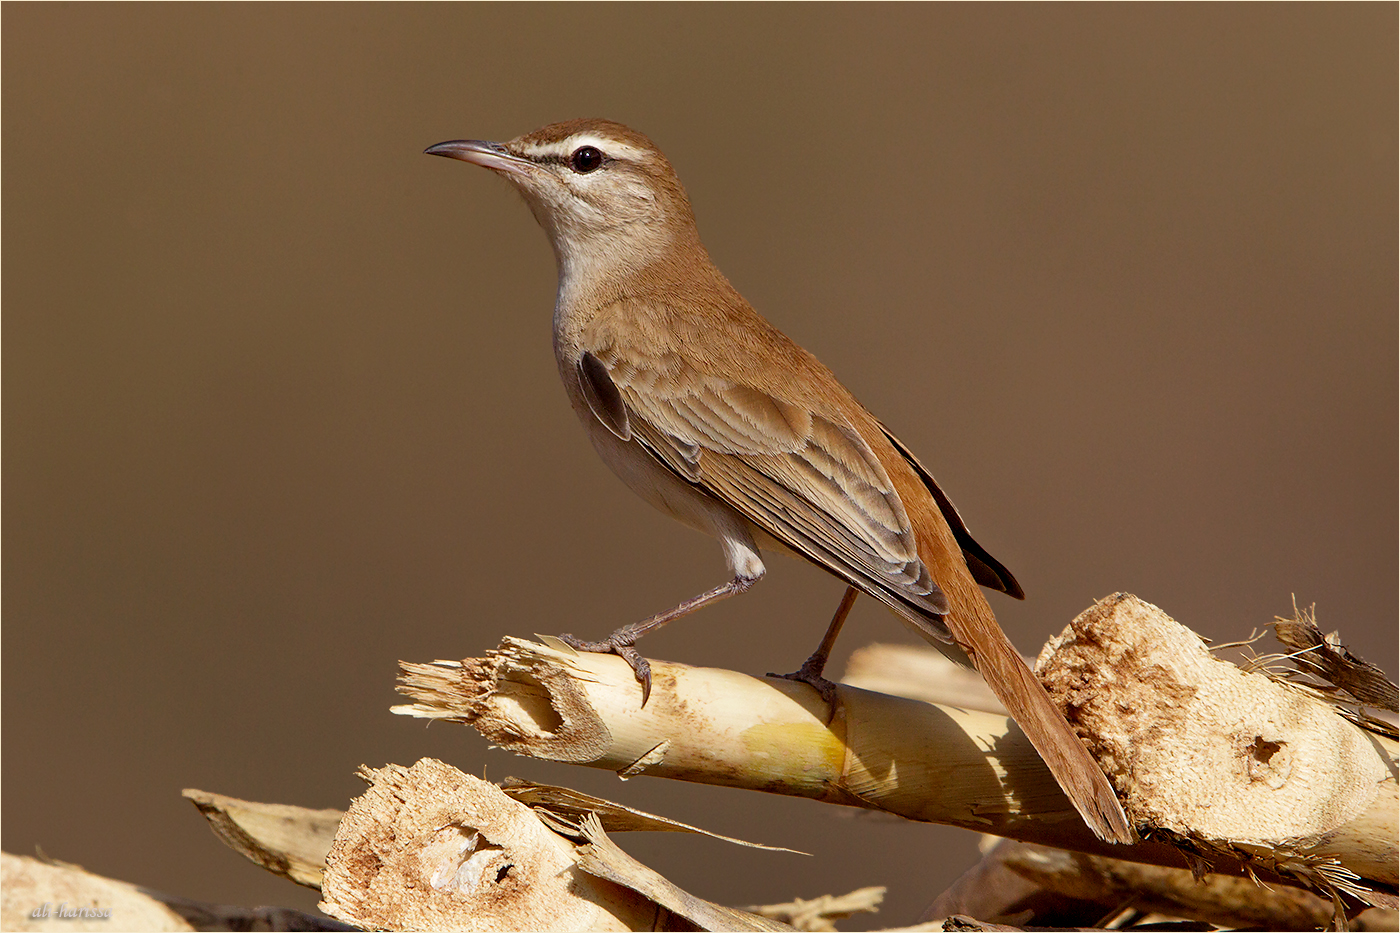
[770,658,841,716]
[617,646,652,706]
[557,632,652,706]
[552,575,759,710]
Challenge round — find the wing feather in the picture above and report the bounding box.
[587,349,948,618]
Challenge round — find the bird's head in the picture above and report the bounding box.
[427,119,701,278]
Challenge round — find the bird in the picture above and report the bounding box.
[425,118,1134,845]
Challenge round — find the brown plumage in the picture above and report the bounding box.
[426,119,1135,845]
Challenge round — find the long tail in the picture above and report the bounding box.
[870,421,1134,844]
[900,566,1136,845]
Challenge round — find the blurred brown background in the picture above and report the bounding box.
[4,4,1395,928]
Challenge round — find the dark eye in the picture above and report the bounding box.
[569,146,604,174]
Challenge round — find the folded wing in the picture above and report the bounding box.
[579,348,950,621]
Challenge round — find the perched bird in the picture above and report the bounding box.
[426,119,1134,845]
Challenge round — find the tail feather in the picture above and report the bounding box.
[897,587,1136,845]
[861,416,1134,843]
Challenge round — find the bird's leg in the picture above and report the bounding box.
[771,585,859,712]
[560,573,760,705]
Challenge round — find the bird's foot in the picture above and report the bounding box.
[770,655,841,717]
[558,631,653,706]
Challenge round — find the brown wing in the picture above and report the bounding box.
[578,349,949,619]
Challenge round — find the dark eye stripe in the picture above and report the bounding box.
[526,148,617,169]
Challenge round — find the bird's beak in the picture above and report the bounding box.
[424,140,533,179]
